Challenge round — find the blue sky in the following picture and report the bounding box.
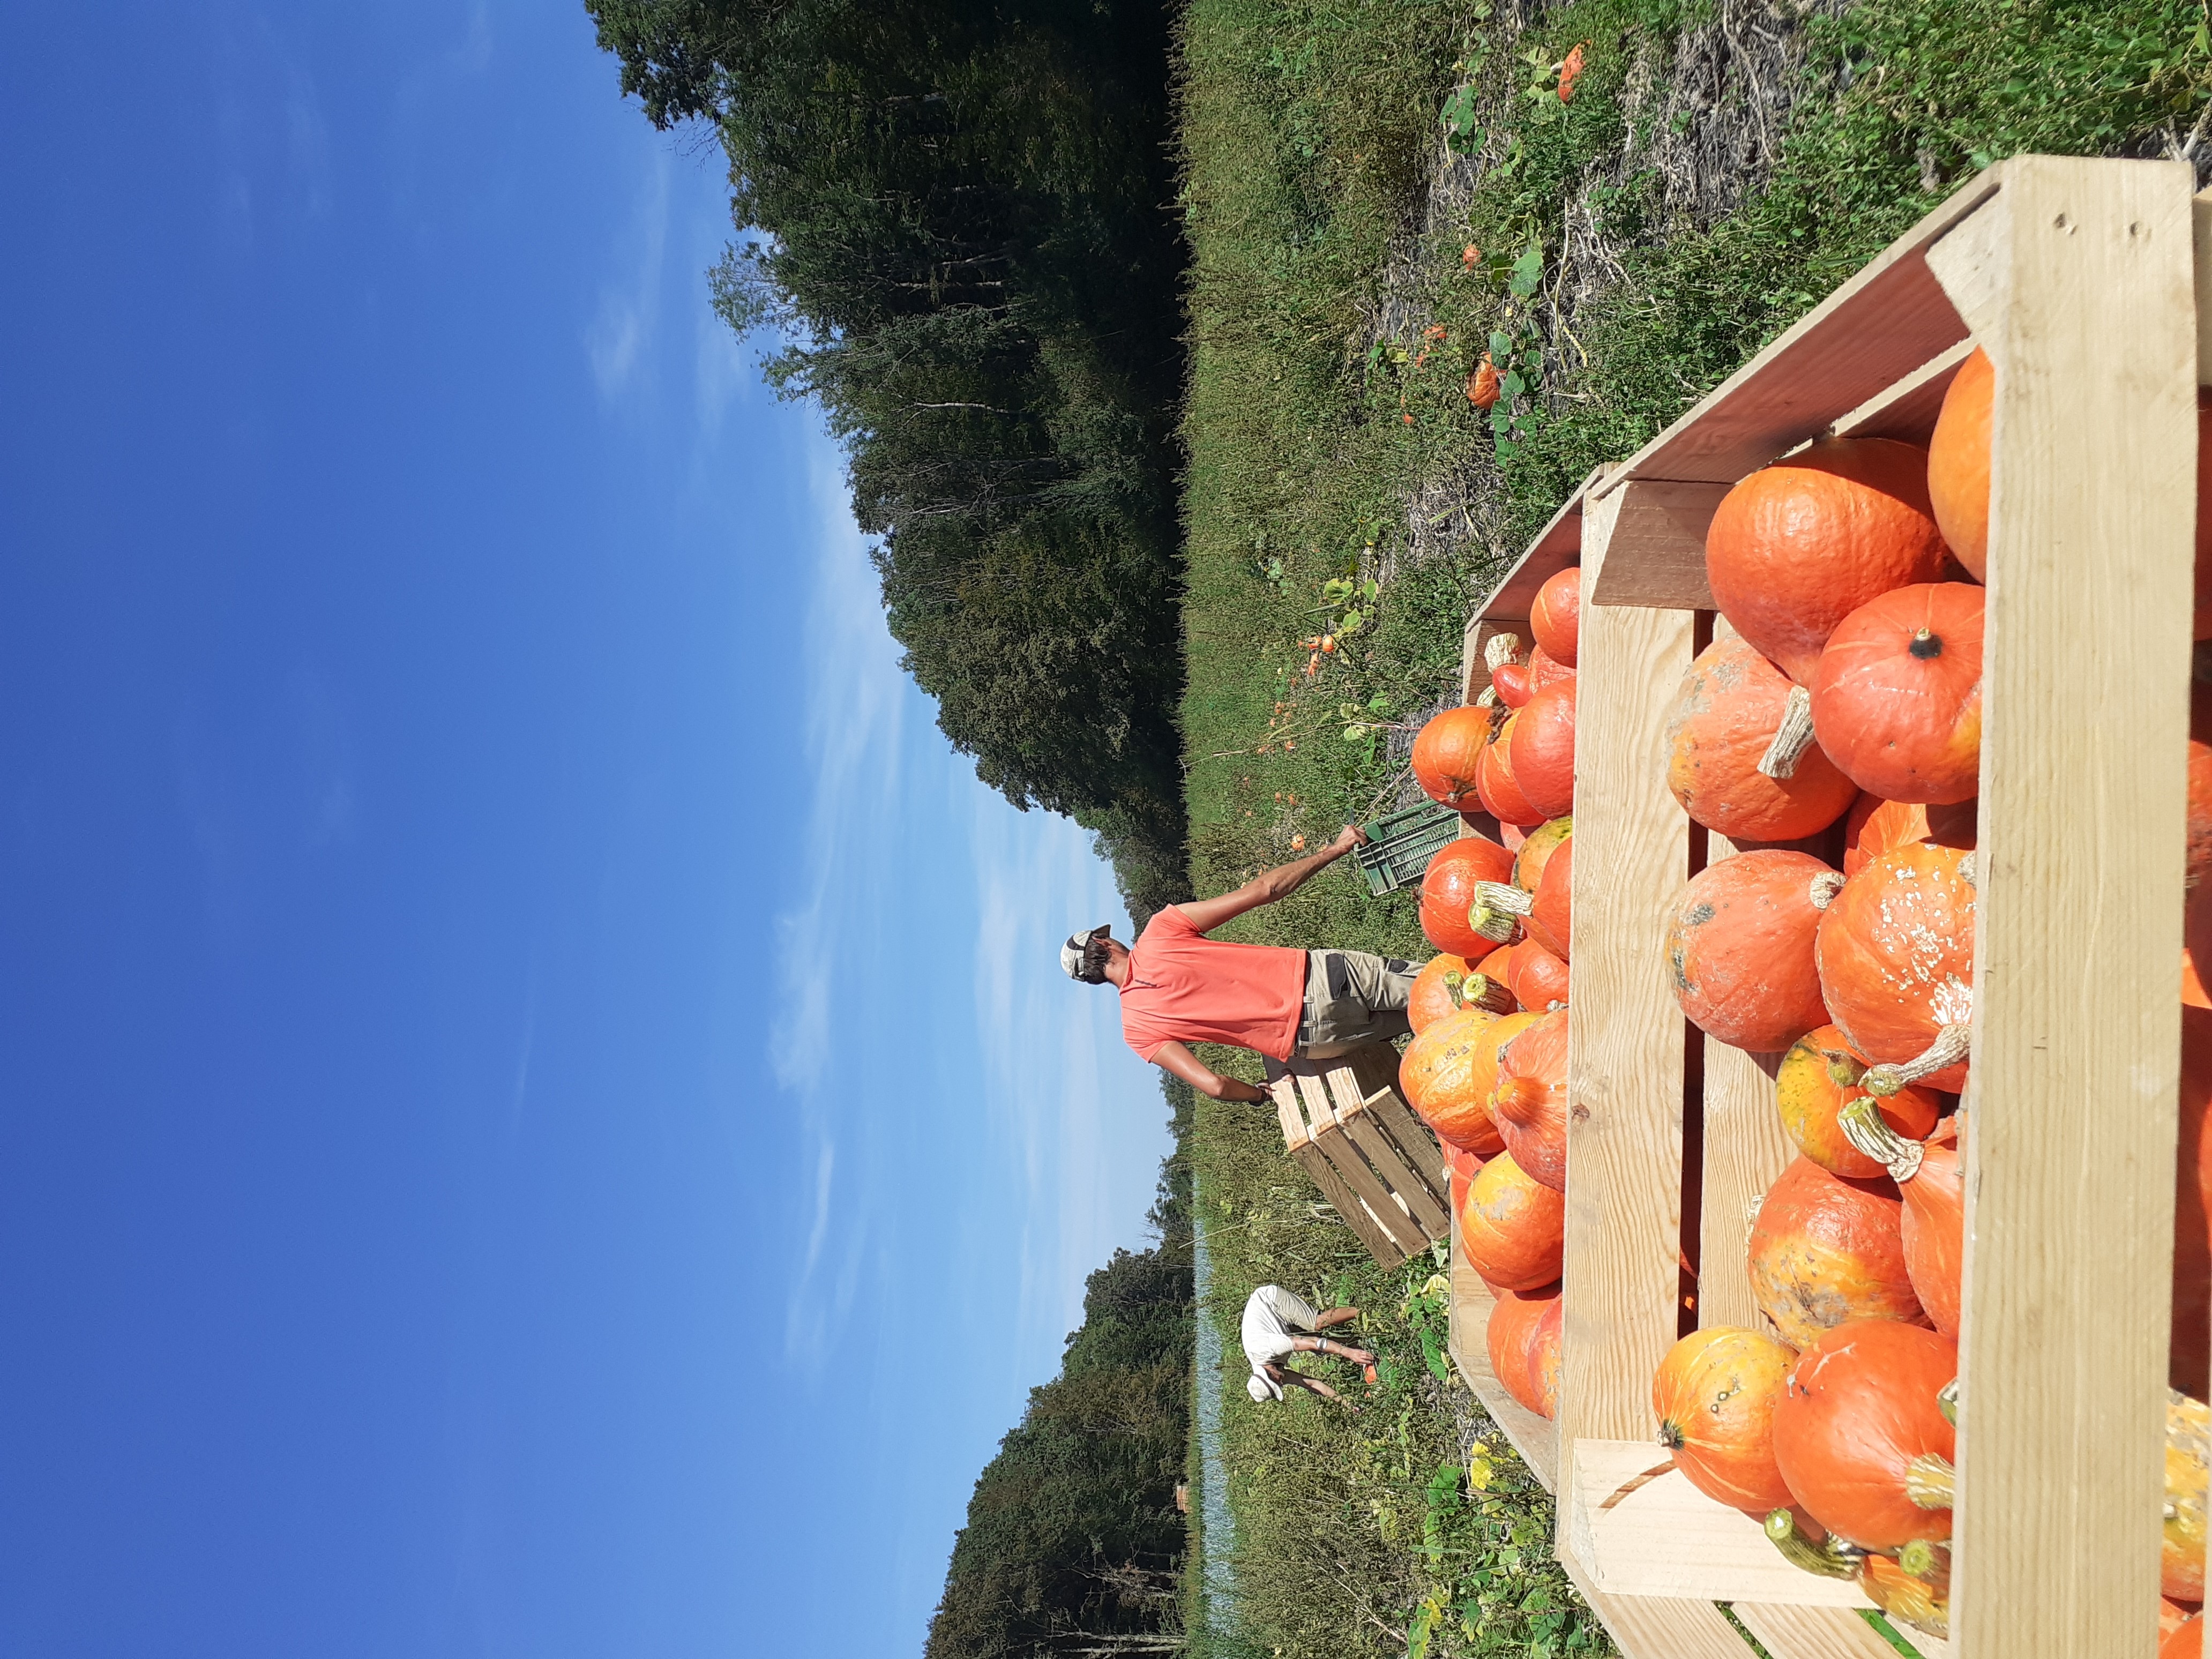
[0,5,1172,1654]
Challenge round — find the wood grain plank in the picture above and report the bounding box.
[1734,1605,1909,1659]
[1587,481,1730,610]
[1924,156,2195,1659]
[1597,171,1998,490]
[1559,485,1700,1544]
[1566,1438,1874,1608]
[1344,1046,1452,1211]
[1447,1230,1560,1491]
[1697,1033,1793,1335]
[1831,337,1976,445]
[1293,1141,1401,1265]
[1333,1092,1451,1239]
[1474,464,1605,623]
[1557,1554,1757,1659]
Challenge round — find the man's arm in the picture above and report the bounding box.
[1177,824,1370,935]
[1152,1040,1269,1103]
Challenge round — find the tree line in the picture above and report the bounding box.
[925,1082,1194,1658]
[587,0,1192,917]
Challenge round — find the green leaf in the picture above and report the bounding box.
[1368,693,1393,715]
[1344,725,1368,743]
[1489,330,1512,360]
[1508,243,1544,297]
[1489,403,1511,436]
[1337,608,1364,636]
[1501,370,1526,398]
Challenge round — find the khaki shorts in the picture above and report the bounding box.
[1294,949,1418,1058]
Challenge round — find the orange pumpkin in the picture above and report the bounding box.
[1773,1026,1939,1180]
[1705,438,1951,685]
[1930,347,2212,636]
[1459,1152,1565,1291]
[1508,940,1570,1011]
[1527,646,1574,697]
[1815,843,1976,1093]
[1843,794,1976,878]
[1664,636,1857,841]
[1652,1326,1798,1513]
[1528,1295,1564,1419]
[1473,833,1573,962]
[1508,681,1576,820]
[1770,1318,1956,1551]
[1491,1009,1570,1191]
[1477,714,1544,826]
[1419,835,1518,958]
[1748,1156,1926,1348]
[2163,1600,2196,1642]
[1409,954,1479,1034]
[1810,582,1984,805]
[2164,1616,2203,1659]
[1486,1284,1558,1417]
[1477,943,1520,991]
[1859,1546,1951,1641]
[1399,1006,1508,1155]
[2170,1390,2210,1603]
[2191,739,2212,895]
[1530,567,1581,668]
[1839,1108,1967,1340]
[1513,816,1573,895]
[1493,660,1533,708]
[1666,850,1837,1053]
[1410,705,1496,811]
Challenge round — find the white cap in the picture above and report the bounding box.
[1061,924,1111,981]
[1247,1369,1283,1403]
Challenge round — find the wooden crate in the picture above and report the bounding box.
[1264,1043,1452,1268]
[1445,154,2203,1659]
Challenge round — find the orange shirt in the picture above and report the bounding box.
[1119,906,1308,1063]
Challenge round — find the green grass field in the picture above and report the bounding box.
[1173,1,2212,1653]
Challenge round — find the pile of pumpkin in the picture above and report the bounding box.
[1388,350,2212,1650]
[1639,349,2212,1649]
[1394,564,1583,1424]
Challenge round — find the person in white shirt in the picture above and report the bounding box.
[1240,1283,1374,1407]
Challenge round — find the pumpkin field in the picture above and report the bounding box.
[1174,3,2212,1657]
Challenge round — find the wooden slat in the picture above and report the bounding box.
[1301,1063,1428,1258]
[2194,186,2212,386]
[1734,1605,1911,1659]
[1559,484,1700,1544]
[1924,156,2195,1659]
[1344,1046,1452,1213]
[1831,337,1976,445]
[1566,1438,1873,1608]
[1447,1230,1559,1491]
[1587,481,1729,610]
[1472,464,1604,623]
[1333,1090,1451,1239]
[1596,171,1999,491]
[1267,1066,1404,1264]
[1697,1038,1793,1334]
[1557,1553,1756,1659]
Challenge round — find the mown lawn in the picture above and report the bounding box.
[1174,1,2212,1654]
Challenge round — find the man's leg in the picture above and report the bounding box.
[1313,1306,1360,1330]
[1294,950,1416,1057]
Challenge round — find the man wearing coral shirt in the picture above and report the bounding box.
[1061,825,1419,1102]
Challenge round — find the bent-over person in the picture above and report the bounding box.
[1061,825,1417,1101]
[1240,1284,1374,1406]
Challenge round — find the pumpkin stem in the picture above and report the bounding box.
[1896,1538,1949,1581]
[1908,627,1944,661]
[1958,851,1977,888]
[1474,685,1499,708]
[1467,881,1533,945]
[1904,1453,1955,1509]
[1937,1377,1959,1427]
[1656,1419,1685,1451]
[1484,631,1525,672]
[1762,1508,1863,1579]
[1836,1097,1924,1182]
[1757,684,1818,780]
[1807,870,1846,911]
[1822,1048,1866,1088]
[1861,1023,1972,1097]
[1455,972,1515,1015]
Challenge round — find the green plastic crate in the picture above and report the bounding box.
[1352,799,1466,898]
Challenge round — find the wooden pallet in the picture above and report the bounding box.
[1446,154,2201,1659]
[1264,1043,1449,1268]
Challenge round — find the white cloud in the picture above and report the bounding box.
[584,149,671,401]
[771,437,908,1363]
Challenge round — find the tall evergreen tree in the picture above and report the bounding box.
[588,0,1190,913]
